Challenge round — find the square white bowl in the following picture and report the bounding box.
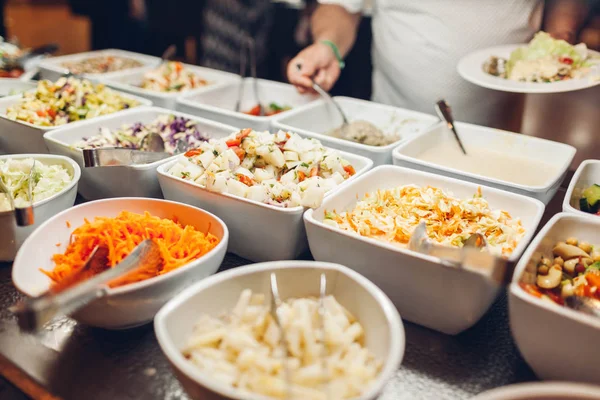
[509,212,600,384]
[392,122,576,205]
[37,49,160,82]
[271,97,438,166]
[304,165,545,334]
[154,260,404,400]
[99,64,239,110]
[563,159,600,218]
[0,90,152,154]
[0,154,80,261]
[157,150,373,262]
[12,197,229,329]
[176,78,319,131]
[43,106,239,200]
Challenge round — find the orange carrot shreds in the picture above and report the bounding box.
[41,211,219,288]
[66,220,71,228]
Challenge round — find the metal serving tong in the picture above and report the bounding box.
[11,239,161,332]
[0,160,35,226]
[435,99,467,155]
[235,38,263,115]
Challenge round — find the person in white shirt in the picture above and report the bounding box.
[287,0,590,131]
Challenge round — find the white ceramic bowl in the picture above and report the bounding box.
[392,122,576,205]
[99,64,239,110]
[176,78,318,131]
[12,197,229,329]
[0,90,152,154]
[272,97,438,166]
[44,106,238,200]
[38,49,160,82]
[157,150,373,262]
[471,382,600,400]
[509,212,600,384]
[563,159,600,218]
[0,154,80,261]
[154,260,404,400]
[0,78,37,98]
[305,165,545,334]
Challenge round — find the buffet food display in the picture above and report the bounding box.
[141,61,209,93]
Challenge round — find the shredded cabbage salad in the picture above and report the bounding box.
[0,158,72,211]
[6,77,141,126]
[141,61,209,92]
[324,185,526,257]
[75,115,209,154]
[167,129,357,208]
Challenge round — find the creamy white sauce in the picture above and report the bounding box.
[416,142,559,186]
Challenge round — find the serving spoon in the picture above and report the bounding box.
[235,39,263,116]
[435,99,468,155]
[0,160,35,227]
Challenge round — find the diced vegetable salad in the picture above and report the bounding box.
[167,129,357,208]
[6,77,140,126]
[141,61,209,93]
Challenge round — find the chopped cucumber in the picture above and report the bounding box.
[581,184,600,213]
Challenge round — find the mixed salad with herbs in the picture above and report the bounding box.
[0,158,72,211]
[244,102,291,116]
[75,115,209,154]
[61,55,144,75]
[141,61,209,92]
[5,77,140,126]
[167,129,357,208]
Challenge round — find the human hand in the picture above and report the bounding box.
[287,42,341,93]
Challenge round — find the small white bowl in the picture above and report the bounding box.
[154,260,404,400]
[0,90,152,154]
[509,212,600,384]
[471,382,600,400]
[157,150,373,262]
[99,64,239,110]
[0,78,37,99]
[38,49,160,82]
[176,78,318,131]
[392,122,576,204]
[12,197,229,329]
[271,97,438,166]
[304,165,545,334]
[563,159,600,218]
[0,154,80,261]
[44,106,238,200]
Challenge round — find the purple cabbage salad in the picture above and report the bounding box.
[75,115,209,154]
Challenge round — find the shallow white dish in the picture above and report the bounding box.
[271,97,437,166]
[471,382,600,400]
[154,260,404,400]
[38,49,159,82]
[157,150,373,262]
[458,44,600,94]
[12,197,229,329]
[44,106,238,200]
[99,64,239,110]
[392,121,576,205]
[563,159,600,218]
[509,212,600,384]
[0,154,80,261]
[0,78,37,98]
[305,165,545,334]
[176,78,318,131]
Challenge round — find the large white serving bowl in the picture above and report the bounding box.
[37,49,160,82]
[12,197,229,329]
[154,260,404,400]
[304,165,545,334]
[0,90,152,154]
[44,106,238,200]
[392,121,576,205]
[563,159,600,218]
[176,78,318,131]
[271,97,438,166]
[157,150,373,262]
[99,64,239,110]
[509,212,600,384]
[0,154,80,261]
[471,382,600,400]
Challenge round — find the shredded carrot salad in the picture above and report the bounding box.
[41,211,219,288]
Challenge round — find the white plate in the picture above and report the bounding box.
[471,382,600,400]
[271,97,438,166]
[154,260,404,400]
[563,159,600,218]
[458,44,600,93]
[44,106,238,200]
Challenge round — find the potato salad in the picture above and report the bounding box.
[167,129,357,208]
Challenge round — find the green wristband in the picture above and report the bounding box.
[320,40,345,70]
